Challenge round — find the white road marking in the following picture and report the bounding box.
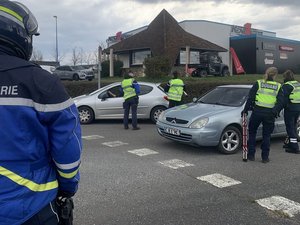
[158,159,194,169]
[128,148,159,156]
[82,135,104,140]
[197,173,241,188]
[102,141,128,147]
[256,196,300,217]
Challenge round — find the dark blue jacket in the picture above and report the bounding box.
[0,54,82,225]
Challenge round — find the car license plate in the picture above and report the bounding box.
[165,127,180,136]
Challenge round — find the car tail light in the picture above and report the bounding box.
[164,96,169,101]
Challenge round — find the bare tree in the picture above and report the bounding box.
[31,48,43,61]
[71,47,81,66]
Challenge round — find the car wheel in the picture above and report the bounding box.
[222,68,230,77]
[150,106,166,123]
[78,106,94,124]
[200,70,208,77]
[73,74,79,81]
[218,126,241,154]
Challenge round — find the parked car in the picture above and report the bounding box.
[74,82,169,124]
[52,65,94,81]
[156,84,299,154]
[189,52,230,77]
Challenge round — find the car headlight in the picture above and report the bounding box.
[189,117,209,129]
[158,110,166,122]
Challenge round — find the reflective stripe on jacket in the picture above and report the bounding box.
[167,79,184,101]
[122,78,136,100]
[255,79,281,108]
[286,81,300,103]
[0,54,82,225]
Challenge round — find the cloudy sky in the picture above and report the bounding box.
[17,0,300,64]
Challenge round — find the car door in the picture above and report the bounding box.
[136,84,154,117]
[94,85,124,119]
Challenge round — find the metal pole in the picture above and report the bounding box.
[98,46,102,89]
[53,16,58,63]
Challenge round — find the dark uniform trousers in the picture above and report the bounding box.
[248,112,275,160]
[168,99,182,108]
[284,110,300,150]
[22,200,59,225]
[123,97,138,128]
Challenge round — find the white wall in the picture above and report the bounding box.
[179,21,232,72]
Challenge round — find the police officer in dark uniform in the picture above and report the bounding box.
[241,67,281,163]
[0,1,82,224]
[273,70,300,154]
[121,71,140,130]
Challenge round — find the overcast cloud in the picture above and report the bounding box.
[16,0,300,64]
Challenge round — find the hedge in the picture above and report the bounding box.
[62,78,256,103]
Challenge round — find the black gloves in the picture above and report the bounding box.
[57,190,74,199]
[241,109,248,117]
[272,109,280,119]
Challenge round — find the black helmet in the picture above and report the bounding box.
[0,0,39,60]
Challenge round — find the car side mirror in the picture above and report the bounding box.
[101,92,109,101]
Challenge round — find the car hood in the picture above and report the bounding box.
[73,94,88,101]
[164,102,236,120]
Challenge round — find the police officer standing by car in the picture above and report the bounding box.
[164,70,187,108]
[121,71,140,130]
[0,1,82,224]
[241,67,281,163]
[273,70,300,154]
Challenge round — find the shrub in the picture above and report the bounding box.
[144,56,171,78]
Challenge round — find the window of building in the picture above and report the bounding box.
[179,50,200,64]
[131,50,151,65]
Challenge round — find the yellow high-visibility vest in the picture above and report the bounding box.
[255,79,281,108]
[286,81,300,103]
[122,78,136,100]
[168,79,184,101]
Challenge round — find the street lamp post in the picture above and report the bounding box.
[53,16,58,63]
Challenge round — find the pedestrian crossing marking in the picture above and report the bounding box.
[128,148,159,156]
[158,159,194,169]
[197,173,241,188]
[82,135,104,140]
[102,141,128,147]
[256,196,300,217]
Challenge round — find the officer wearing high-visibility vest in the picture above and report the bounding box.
[273,70,300,154]
[121,71,140,130]
[0,1,82,224]
[241,67,281,163]
[164,71,187,108]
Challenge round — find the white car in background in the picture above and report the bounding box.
[74,82,169,124]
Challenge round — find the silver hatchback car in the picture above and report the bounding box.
[156,85,298,154]
[74,82,169,124]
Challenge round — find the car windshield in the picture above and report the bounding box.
[198,87,250,107]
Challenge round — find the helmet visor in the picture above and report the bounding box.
[13,1,39,36]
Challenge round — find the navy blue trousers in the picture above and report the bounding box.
[123,97,138,128]
[284,110,300,150]
[22,200,58,225]
[247,112,275,160]
[168,100,182,108]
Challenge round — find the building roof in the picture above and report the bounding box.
[104,9,227,65]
